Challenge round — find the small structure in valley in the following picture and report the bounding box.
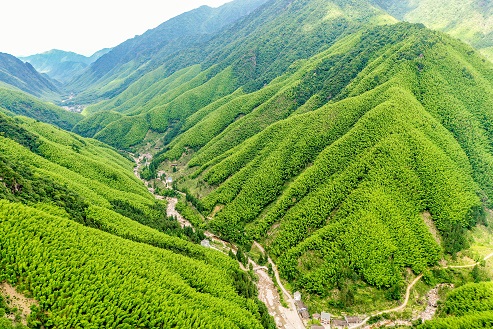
[294,291,302,301]
[295,300,309,319]
[201,239,211,248]
[320,312,331,325]
[166,176,173,188]
[344,316,361,326]
[331,318,348,329]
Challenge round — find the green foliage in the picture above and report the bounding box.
[417,311,493,329]
[94,114,149,150]
[0,200,266,329]
[0,112,272,327]
[175,199,205,229]
[0,88,82,130]
[441,282,493,317]
[0,113,40,152]
[84,205,235,269]
[418,282,493,328]
[373,0,493,60]
[159,23,492,305]
[72,111,123,137]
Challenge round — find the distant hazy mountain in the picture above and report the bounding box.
[21,48,111,84]
[0,52,59,98]
[371,0,493,60]
[68,0,269,102]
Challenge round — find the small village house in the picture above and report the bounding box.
[320,312,331,325]
[294,291,302,301]
[295,300,309,319]
[331,318,348,329]
[344,316,361,326]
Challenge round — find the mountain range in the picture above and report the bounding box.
[0,52,59,98]
[1,0,493,328]
[20,48,111,84]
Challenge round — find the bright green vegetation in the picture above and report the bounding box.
[69,0,493,312]
[0,88,82,130]
[0,319,28,329]
[3,0,493,321]
[372,0,493,60]
[0,201,269,329]
[139,22,493,311]
[72,0,395,150]
[0,112,274,328]
[418,282,493,328]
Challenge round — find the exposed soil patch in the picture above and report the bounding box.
[166,196,193,228]
[1,282,38,325]
[419,284,454,322]
[422,211,441,245]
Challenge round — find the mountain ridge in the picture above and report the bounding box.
[0,52,59,99]
[21,48,111,84]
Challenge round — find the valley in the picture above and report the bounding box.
[2,0,493,328]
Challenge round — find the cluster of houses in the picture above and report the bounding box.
[294,292,361,329]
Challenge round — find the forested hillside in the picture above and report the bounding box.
[74,0,395,149]
[63,0,493,311]
[419,282,493,328]
[0,87,82,130]
[0,53,59,99]
[371,0,493,60]
[0,112,272,328]
[155,23,493,308]
[68,0,268,103]
[3,0,493,325]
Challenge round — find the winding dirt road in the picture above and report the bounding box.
[253,242,305,329]
[133,155,304,328]
[444,252,493,269]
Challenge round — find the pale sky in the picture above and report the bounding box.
[1,0,232,57]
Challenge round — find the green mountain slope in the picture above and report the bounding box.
[371,0,493,60]
[0,87,82,130]
[74,0,395,150]
[0,112,273,328]
[419,282,493,328]
[0,53,59,98]
[131,22,493,310]
[21,49,110,83]
[68,0,268,103]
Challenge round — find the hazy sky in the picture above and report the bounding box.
[1,0,232,57]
